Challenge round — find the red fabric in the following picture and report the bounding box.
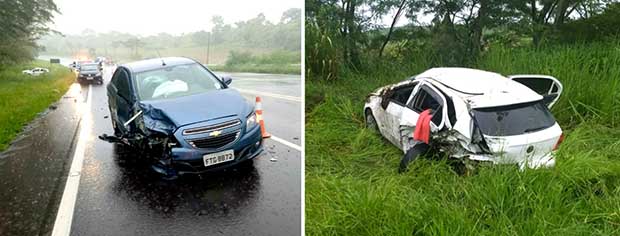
[413,109,433,144]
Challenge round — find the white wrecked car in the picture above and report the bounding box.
[364,67,564,172]
[22,67,49,76]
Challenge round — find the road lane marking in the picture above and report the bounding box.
[234,88,301,102]
[51,84,92,236]
[270,135,302,152]
[232,78,298,82]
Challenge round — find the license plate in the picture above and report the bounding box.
[87,77,93,80]
[203,150,234,167]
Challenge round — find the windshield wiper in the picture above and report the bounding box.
[524,127,546,133]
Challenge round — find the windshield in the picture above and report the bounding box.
[134,63,223,101]
[472,101,556,136]
[80,64,98,71]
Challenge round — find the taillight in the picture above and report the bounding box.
[553,133,564,150]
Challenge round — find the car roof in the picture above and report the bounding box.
[122,57,197,73]
[417,67,543,108]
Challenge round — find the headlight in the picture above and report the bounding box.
[246,112,257,130]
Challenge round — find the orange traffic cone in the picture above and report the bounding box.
[256,97,271,139]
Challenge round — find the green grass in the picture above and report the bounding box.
[0,61,74,151]
[305,41,620,235]
[210,63,301,75]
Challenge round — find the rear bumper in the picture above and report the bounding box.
[518,152,556,170]
[466,151,556,170]
[77,75,103,82]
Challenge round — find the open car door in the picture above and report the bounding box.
[508,75,563,108]
[398,81,448,151]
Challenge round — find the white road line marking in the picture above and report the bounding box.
[269,135,302,152]
[51,84,92,236]
[232,78,297,82]
[234,88,301,102]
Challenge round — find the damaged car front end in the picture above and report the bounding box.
[101,57,263,179]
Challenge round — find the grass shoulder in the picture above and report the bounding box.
[210,64,300,75]
[0,60,75,151]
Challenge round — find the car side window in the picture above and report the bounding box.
[112,69,131,100]
[409,86,444,126]
[389,85,415,106]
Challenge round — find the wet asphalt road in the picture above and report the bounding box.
[0,61,301,235]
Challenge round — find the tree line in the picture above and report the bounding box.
[306,0,620,80]
[39,8,301,61]
[0,0,58,66]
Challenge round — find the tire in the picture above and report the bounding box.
[365,109,379,132]
[399,142,430,173]
[111,116,122,137]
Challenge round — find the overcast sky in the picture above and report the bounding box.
[49,0,302,36]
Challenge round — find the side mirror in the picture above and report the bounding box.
[221,75,232,85]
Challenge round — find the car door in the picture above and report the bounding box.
[398,82,448,150]
[108,68,133,133]
[508,75,563,108]
[381,83,417,146]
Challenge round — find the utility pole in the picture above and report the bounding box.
[206,32,211,65]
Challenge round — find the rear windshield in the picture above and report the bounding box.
[472,101,556,136]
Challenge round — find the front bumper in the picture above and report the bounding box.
[163,124,263,175]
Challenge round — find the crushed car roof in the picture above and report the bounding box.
[417,67,543,108]
[122,57,198,73]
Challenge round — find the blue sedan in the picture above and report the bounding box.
[104,57,263,179]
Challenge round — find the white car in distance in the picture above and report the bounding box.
[22,67,50,76]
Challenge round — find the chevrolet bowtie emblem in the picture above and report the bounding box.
[209,130,222,137]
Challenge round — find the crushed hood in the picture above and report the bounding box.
[138,89,252,134]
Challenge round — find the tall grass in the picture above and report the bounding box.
[306,41,620,235]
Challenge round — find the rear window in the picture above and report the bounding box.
[472,101,556,136]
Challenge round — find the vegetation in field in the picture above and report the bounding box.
[306,0,620,235]
[306,41,620,236]
[210,50,301,74]
[0,61,75,151]
[37,9,301,74]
